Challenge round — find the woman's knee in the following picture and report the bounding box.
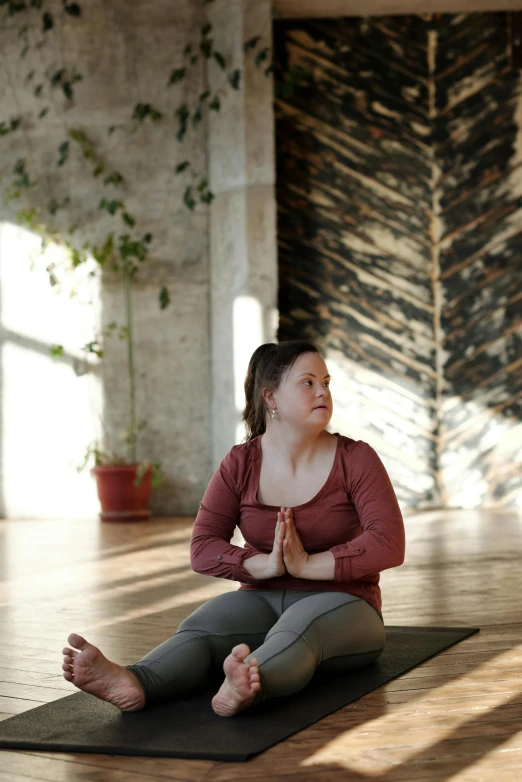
[273,594,386,661]
[256,634,318,699]
[177,590,277,636]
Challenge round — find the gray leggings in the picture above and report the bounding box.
[125,589,386,708]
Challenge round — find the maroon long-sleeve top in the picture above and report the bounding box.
[190,433,406,617]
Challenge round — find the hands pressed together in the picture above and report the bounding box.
[244,506,335,581]
[268,506,309,579]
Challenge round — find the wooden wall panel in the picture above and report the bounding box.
[275,12,522,510]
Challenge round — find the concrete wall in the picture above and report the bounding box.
[0,0,255,518]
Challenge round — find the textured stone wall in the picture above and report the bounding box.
[275,12,522,510]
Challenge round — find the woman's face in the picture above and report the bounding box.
[267,352,333,429]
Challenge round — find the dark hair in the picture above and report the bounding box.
[241,339,320,441]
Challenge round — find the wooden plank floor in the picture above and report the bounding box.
[0,508,521,781]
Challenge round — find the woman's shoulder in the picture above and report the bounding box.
[335,431,362,451]
[220,436,259,473]
[336,433,381,462]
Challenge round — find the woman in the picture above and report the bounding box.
[62,340,405,717]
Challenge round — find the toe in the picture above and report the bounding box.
[62,647,77,657]
[63,670,73,681]
[231,643,250,660]
[68,633,88,650]
[63,655,73,665]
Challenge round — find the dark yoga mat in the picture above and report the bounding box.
[0,625,479,761]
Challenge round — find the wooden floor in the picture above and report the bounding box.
[0,508,521,781]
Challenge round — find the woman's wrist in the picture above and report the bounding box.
[299,551,336,580]
[243,553,271,579]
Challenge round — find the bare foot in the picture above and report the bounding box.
[62,633,146,712]
[211,643,261,717]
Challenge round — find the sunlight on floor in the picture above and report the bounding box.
[301,644,522,775]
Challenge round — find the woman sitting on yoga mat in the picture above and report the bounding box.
[62,339,406,717]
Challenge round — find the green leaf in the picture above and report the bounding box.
[209,95,220,111]
[0,117,21,135]
[201,23,212,36]
[38,107,49,118]
[92,233,114,266]
[175,160,190,174]
[228,69,241,90]
[104,171,124,186]
[199,90,210,101]
[255,47,270,67]
[12,158,36,191]
[175,103,189,141]
[42,11,53,31]
[200,190,214,204]
[159,286,170,310]
[132,103,163,123]
[122,212,135,227]
[34,84,43,97]
[63,81,73,101]
[183,186,196,211]
[244,35,260,52]
[183,43,192,56]
[200,38,212,58]
[197,178,208,192]
[57,140,69,166]
[64,2,81,17]
[213,51,226,69]
[99,198,124,215]
[7,1,26,13]
[190,54,198,65]
[82,341,102,358]
[51,68,65,87]
[50,345,64,360]
[191,104,202,127]
[169,67,186,85]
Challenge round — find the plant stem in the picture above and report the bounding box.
[123,268,137,464]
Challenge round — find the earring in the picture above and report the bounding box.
[269,406,278,420]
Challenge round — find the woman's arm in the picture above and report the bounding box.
[190,448,286,583]
[325,441,406,582]
[190,449,261,584]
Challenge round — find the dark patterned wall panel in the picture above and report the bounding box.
[275,13,522,510]
[435,13,522,508]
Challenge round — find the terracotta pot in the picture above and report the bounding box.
[91,464,152,522]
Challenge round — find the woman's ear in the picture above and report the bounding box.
[262,387,274,407]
